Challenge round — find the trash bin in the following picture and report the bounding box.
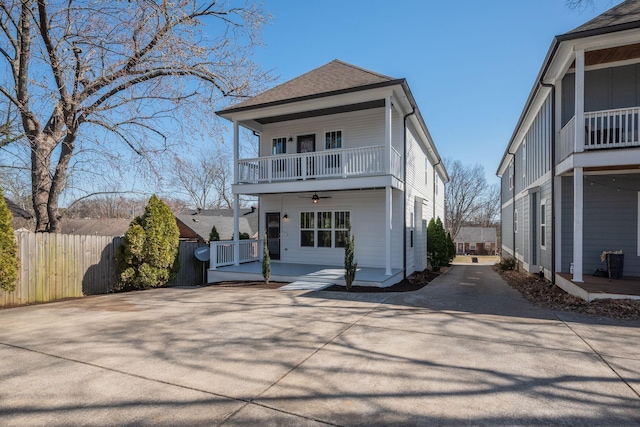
[472,257,478,263]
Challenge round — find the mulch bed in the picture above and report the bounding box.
[496,267,640,321]
[323,269,441,293]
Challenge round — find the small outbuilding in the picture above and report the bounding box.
[454,227,497,255]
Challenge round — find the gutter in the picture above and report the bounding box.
[403,107,416,279]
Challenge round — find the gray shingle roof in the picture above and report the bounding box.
[175,208,259,241]
[454,227,497,243]
[60,218,131,236]
[4,198,32,219]
[218,60,398,114]
[565,0,640,36]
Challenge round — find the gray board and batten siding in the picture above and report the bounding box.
[561,174,640,277]
[562,63,640,128]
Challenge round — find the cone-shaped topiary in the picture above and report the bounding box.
[262,233,271,284]
[0,188,18,292]
[209,225,220,242]
[116,195,180,290]
[427,217,448,271]
[344,226,357,290]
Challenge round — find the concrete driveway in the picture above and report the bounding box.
[1,264,639,426]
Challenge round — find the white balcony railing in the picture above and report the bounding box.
[210,239,261,269]
[558,116,575,162]
[559,107,640,162]
[584,107,640,149]
[237,145,401,184]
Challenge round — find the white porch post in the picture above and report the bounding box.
[574,49,585,153]
[573,167,583,282]
[233,120,240,265]
[385,186,392,275]
[385,95,392,174]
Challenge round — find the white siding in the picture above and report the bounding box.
[260,189,403,269]
[260,108,388,156]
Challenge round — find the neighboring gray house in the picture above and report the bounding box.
[454,227,497,255]
[497,1,640,297]
[175,208,259,243]
[59,218,131,236]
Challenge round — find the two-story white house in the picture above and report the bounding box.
[497,0,640,300]
[208,60,448,287]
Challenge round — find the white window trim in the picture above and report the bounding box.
[470,242,477,251]
[514,209,518,233]
[324,129,344,150]
[300,210,351,249]
[540,198,547,250]
[425,157,429,186]
[272,136,287,155]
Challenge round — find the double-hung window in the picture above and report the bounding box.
[272,137,287,155]
[300,211,350,248]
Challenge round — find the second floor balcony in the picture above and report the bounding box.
[236,145,402,185]
[558,106,640,163]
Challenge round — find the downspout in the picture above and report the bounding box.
[403,108,416,279]
[540,80,556,285]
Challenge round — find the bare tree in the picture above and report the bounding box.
[0,0,270,232]
[444,158,489,239]
[468,183,500,228]
[170,147,233,209]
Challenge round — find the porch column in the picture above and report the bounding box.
[573,167,583,282]
[233,120,239,184]
[574,49,585,153]
[385,186,392,275]
[385,95,392,174]
[234,194,240,266]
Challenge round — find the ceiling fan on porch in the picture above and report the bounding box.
[299,192,332,204]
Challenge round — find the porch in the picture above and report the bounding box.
[207,261,403,290]
[555,273,640,302]
[558,106,640,163]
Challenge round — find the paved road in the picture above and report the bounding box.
[1,265,639,426]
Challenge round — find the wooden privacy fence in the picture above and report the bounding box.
[0,231,207,308]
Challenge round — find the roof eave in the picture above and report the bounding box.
[215,79,406,118]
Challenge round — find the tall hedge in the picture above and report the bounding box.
[116,195,180,290]
[0,188,18,292]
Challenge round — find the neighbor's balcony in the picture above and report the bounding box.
[236,145,402,184]
[558,106,640,162]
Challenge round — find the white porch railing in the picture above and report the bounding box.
[210,239,262,270]
[558,116,576,162]
[559,107,640,161]
[584,107,640,149]
[237,145,400,184]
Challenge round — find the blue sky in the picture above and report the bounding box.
[245,0,619,184]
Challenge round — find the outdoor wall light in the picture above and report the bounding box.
[283,213,288,220]
[288,136,293,142]
[312,194,320,204]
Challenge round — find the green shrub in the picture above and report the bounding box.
[497,256,517,271]
[0,188,18,292]
[446,232,456,263]
[344,226,357,290]
[262,233,270,284]
[209,225,220,242]
[427,217,448,272]
[116,195,180,291]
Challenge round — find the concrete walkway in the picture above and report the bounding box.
[0,265,639,426]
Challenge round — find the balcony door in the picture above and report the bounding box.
[266,212,281,260]
[297,134,315,177]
